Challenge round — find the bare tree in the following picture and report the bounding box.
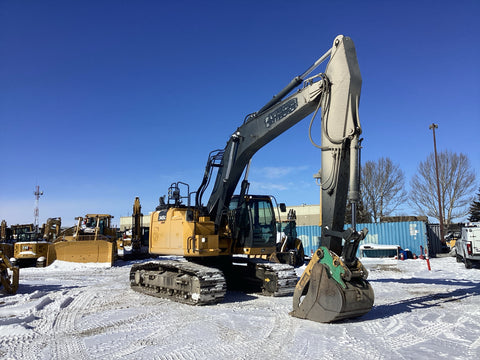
[410,150,476,227]
[361,157,407,223]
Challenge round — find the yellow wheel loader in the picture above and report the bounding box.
[130,35,373,322]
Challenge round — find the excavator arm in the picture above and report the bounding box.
[152,35,374,322]
[204,75,327,226]
[201,35,361,233]
[198,35,373,322]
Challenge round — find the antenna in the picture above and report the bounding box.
[34,185,43,234]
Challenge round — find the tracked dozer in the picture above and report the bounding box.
[48,214,116,266]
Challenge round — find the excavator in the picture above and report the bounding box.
[130,35,374,322]
[118,197,147,259]
[1,221,19,294]
[0,250,19,294]
[11,217,62,267]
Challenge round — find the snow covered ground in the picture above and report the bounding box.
[1,256,480,360]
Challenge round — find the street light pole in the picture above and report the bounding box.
[429,123,445,244]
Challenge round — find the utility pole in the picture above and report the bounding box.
[34,185,43,234]
[429,123,445,244]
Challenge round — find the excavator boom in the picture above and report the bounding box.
[289,35,374,322]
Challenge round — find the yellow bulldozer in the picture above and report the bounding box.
[48,214,117,266]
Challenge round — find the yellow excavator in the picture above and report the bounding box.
[48,214,117,265]
[0,250,19,294]
[0,220,14,259]
[11,217,62,267]
[1,221,19,294]
[130,35,373,322]
[117,197,146,259]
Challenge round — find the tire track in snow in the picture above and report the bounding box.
[147,297,298,360]
[0,291,63,360]
[49,290,97,360]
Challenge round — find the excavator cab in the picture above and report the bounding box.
[229,195,277,252]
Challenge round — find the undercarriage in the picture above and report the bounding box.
[129,257,298,305]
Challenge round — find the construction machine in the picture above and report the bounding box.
[130,35,373,322]
[0,249,19,294]
[1,221,17,292]
[41,217,62,241]
[10,217,62,267]
[1,220,11,242]
[1,220,14,259]
[48,214,117,265]
[271,209,305,267]
[118,197,147,259]
[10,223,34,240]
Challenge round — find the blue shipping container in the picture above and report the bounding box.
[295,221,429,258]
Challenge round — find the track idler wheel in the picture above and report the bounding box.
[290,247,374,323]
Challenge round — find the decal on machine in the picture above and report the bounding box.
[264,98,298,128]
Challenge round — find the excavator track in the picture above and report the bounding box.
[231,259,298,297]
[258,262,298,296]
[130,260,227,305]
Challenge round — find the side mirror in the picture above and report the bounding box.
[279,203,287,212]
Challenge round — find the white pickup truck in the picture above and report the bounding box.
[455,223,480,269]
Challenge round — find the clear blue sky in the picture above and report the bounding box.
[1,0,479,227]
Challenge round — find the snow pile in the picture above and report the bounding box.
[1,257,480,359]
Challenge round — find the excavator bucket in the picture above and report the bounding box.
[290,247,374,323]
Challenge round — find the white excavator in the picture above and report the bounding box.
[130,35,374,323]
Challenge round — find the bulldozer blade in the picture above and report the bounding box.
[47,241,115,266]
[290,262,374,323]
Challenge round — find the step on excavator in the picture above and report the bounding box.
[130,35,374,322]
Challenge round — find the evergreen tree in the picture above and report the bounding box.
[468,187,480,222]
[345,197,372,224]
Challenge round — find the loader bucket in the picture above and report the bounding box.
[290,247,374,323]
